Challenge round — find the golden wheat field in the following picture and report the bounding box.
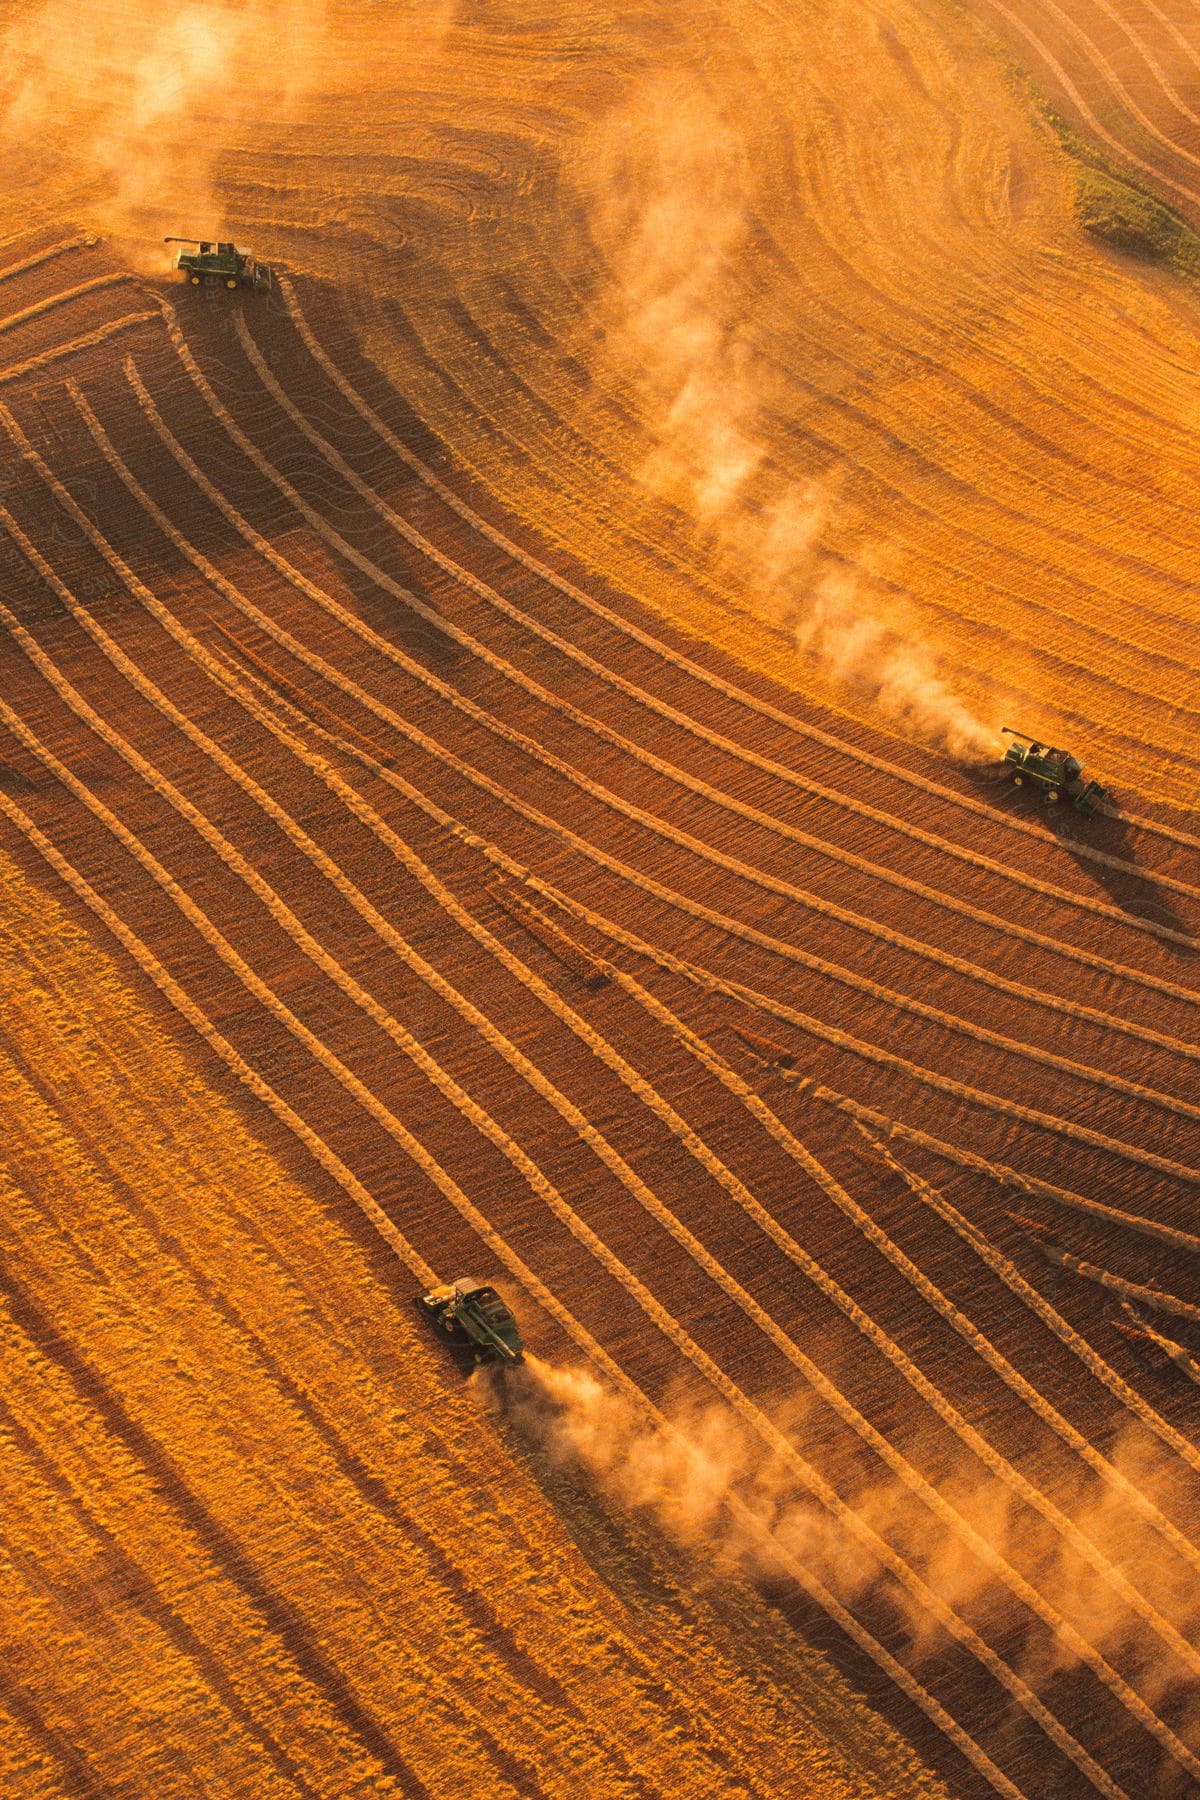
[1,0,1200,1795]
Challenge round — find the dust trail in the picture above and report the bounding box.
[0,0,458,270]
[581,73,999,764]
[490,1354,1200,1757]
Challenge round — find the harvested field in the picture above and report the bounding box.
[0,0,1199,1795]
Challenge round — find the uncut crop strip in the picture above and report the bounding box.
[0,1172,447,1796]
[276,281,1200,875]
[58,378,1200,1197]
[230,316,1200,995]
[76,370,1200,1160]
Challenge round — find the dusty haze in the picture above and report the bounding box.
[498,1354,1200,1768]
[581,72,1001,763]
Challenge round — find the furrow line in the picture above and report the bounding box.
[0,311,159,385]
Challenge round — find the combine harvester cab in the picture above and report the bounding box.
[417,1277,525,1365]
[164,237,272,293]
[1001,727,1109,814]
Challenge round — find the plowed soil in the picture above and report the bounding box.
[1,1,1199,1797]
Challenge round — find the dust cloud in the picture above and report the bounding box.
[0,0,457,270]
[492,1354,1200,1748]
[583,74,999,764]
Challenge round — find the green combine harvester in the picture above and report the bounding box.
[417,1277,525,1365]
[1001,728,1109,814]
[164,238,272,292]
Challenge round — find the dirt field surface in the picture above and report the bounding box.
[1,1,1200,1796]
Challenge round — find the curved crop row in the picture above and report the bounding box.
[57,368,1200,1176]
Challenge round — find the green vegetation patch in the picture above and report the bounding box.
[938,0,1200,280]
[1026,92,1200,277]
[1072,162,1200,274]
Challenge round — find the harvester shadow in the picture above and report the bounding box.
[1052,809,1197,951]
[962,768,1197,949]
